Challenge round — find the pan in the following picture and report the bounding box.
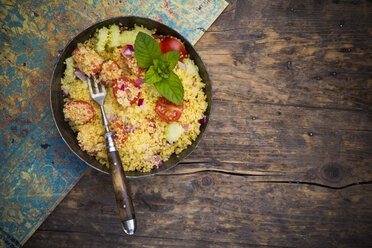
[50,16,212,178]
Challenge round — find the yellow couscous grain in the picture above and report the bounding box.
[61,25,207,172]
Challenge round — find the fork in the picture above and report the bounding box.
[87,75,136,235]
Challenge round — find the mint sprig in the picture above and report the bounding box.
[134,32,184,105]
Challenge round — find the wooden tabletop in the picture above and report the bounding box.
[25,0,372,247]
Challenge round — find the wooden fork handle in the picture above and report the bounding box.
[107,150,136,235]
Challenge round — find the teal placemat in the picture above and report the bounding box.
[0,0,228,247]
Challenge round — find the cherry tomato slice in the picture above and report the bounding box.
[92,63,103,74]
[63,100,94,125]
[155,97,183,122]
[113,122,127,145]
[100,61,122,85]
[159,37,187,61]
[73,47,103,75]
[120,45,143,75]
[113,77,141,108]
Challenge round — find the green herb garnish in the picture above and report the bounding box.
[134,32,184,105]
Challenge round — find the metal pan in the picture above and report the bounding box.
[50,16,212,178]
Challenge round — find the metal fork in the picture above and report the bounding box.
[87,76,136,235]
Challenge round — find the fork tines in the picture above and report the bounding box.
[87,75,106,104]
[87,76,105,94]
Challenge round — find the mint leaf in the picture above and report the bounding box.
[160,51,180,71]
[134,32,162,68]
[153,58,160,70]
[153,58,169,77]
[155,72,184,105]
[144,65,162,84]
[159,62,170,78]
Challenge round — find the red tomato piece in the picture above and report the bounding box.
[159,37,187,61]
[113,122,127,145]
[63,100,94,125]
[99,60,122,85]
[113,77,141,108]
[92,63,103,74]
[73,47,103,76]
[120,45,143,75]
[155,97,183,122]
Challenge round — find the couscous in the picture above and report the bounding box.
[61,25,207,172]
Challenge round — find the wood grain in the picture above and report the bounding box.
[25,168,372,248]
[25,0,372,247]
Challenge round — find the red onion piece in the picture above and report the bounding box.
[152,155,163,169]
[62,89,69,96]
[120,47,128,57]
[178,61,186,71]
[123,49,132,56]
[113,135,118,140]
[74,69,86,81]
[138,98,144,107]
[154,155,160,162]
[199,116,207,125]
[122,116,127,126]
[120,83,125,91]
[183,123,189,132]
[122,45,134,56]
[135,78,143,87]
[107,114,117,121]
[126,44,134,52]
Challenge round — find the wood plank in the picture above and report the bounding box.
[24,168,372,248]
[195,0,372,111]
[161,101,372,188]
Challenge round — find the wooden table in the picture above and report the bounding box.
[25,0,372,247]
